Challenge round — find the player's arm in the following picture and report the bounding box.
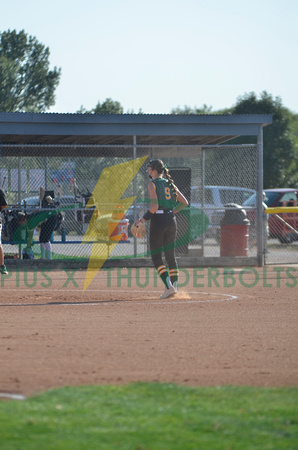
[173,188,189,214]
[0,191,8,211]
[137,182,158,225]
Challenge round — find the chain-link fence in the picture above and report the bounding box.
[2,143,295,266]
[264,201,298,265]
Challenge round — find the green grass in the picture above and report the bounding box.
[0,384,297,449]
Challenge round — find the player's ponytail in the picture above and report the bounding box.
[148,159,178,199]
[163,167,178,200]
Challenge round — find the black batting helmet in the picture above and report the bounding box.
[147,159,165,173]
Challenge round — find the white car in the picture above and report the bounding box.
[190,185,256,240]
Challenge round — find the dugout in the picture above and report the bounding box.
[0,112,272,268]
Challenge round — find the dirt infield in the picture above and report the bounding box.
[0,266,297,397]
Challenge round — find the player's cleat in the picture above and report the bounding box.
[160,285,176,299]
[172,283,178,293]
[1,264,8,275]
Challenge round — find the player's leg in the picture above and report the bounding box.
[44,242,52,259]
[0,223,8,275]
[40,242,46,259]
[164,215,178,290]
[150,216,174,297]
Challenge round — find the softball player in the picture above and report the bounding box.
[135,159,188,299]
[0,187,8,275]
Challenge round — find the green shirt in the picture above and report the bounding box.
[152,177,176,210]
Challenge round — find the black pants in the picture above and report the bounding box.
[39,215,58,243]
[149,212,177,269]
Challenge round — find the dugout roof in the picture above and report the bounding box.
[0,112,272,156]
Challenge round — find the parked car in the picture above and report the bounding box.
[191,185,256,240]
[243,188,298,243]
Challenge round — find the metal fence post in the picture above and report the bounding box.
[45,157,49,190]
[18,156,22,259]
[133,136,137,256]
[202,148,205,256]
[257,125,264,266]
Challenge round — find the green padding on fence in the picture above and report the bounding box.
[188,207,210,241]
[26,210,59,230]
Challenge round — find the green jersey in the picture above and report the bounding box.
[152,177,176,210]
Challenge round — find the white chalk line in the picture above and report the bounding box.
[60,292,238,305]
[1,290,237,306]
[0,393,26,401]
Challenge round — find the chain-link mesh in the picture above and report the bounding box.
[2,143,294,265]
[200,145,257,260]
[264,205,298,264]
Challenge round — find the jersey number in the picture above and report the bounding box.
[165,187,171,200]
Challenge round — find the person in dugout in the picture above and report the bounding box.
[39,195,62,259]
[0,185,8,274]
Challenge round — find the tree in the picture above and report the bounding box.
[230,91,296,188]
[171,104,214,114]
[170,104,231,115]
[78,98,124,114]
[92,98,123,114]
[0,29,61,112]
[287,112,298,186]
[0,55,18,111]
[78,99,145,114]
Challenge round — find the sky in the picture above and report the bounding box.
[1,0,297,114]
